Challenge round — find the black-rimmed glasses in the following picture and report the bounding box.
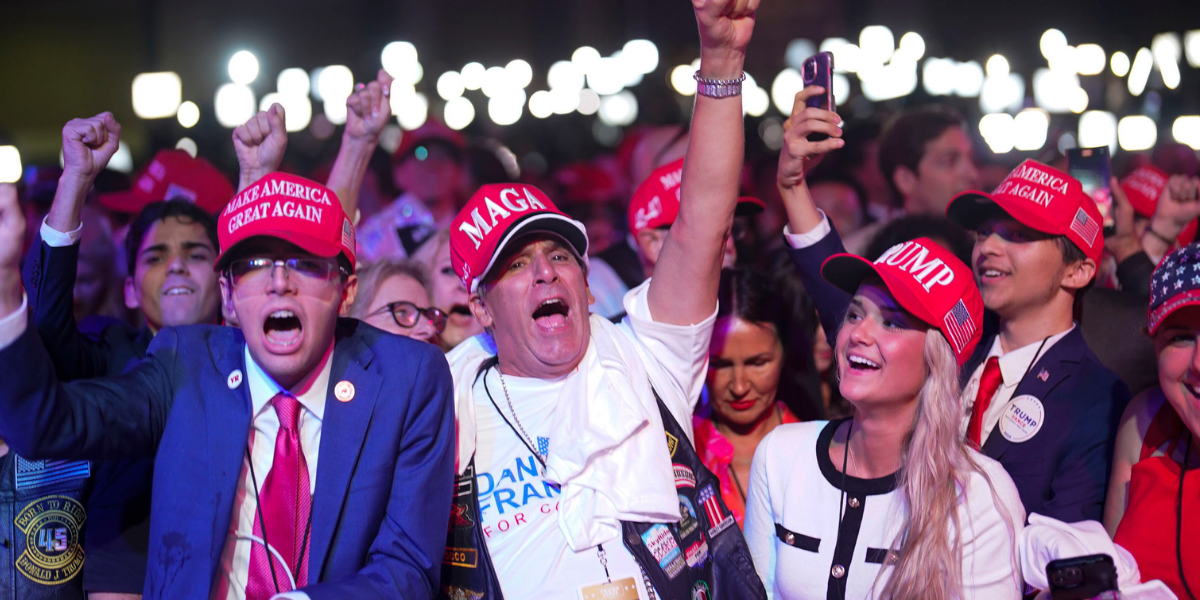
[367,301,447,333]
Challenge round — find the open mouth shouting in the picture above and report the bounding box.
[263,308,303,352]
[531,297,570,332]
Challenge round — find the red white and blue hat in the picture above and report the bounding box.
[1148,243,1200,335]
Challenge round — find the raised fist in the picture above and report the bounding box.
[777,86,844,189]
[233,103,287,190]
[0,184,25,274]
[344,69,394,144]
[692,0,760,56]
[61,112,122,180]
[1151,174,1200,238]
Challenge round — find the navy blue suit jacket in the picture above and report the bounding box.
[787,227,1130,523]
[0,318,455,599]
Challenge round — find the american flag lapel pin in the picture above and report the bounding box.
[1038,369,1049,382]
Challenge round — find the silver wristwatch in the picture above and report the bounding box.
[692,72,746,98]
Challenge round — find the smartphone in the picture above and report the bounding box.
[802,51,836,141]
[1046,554,1119,600]
[1067,147,1114,235]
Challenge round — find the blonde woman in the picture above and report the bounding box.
[742,88,1025,600]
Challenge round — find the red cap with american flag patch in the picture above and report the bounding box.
[821,237,984,364]
[946,159,1103,262]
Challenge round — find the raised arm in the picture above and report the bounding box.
[646,0,758,325]
[0,186,168,460]
[326,69,394,222]
[24,114,138,379]
[233,103,288,192]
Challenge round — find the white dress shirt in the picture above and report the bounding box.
[212,345,332,600]
[40,217,83,247]
[960,327,1074,446]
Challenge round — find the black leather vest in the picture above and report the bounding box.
[439,389,767,600]
[0,453,92,600]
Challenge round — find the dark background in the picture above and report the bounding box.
[2,0,1199,174]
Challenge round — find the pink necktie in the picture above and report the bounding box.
[246,393,312,600]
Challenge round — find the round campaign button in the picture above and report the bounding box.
[999,394,1044,443]
[227,369,243,389]
[335,380,355,402]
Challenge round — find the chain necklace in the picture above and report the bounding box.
[496,369,543,468]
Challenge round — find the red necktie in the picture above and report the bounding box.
[967,357,1003,449]
[246,393,312,600]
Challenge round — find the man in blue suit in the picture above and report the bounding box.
[775,88,1129,524]
[0,173,454,599]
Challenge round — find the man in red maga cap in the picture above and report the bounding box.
[437,1,768,599]
[0,171,454,600]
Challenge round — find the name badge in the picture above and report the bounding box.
[580,577,640,600]
[999,394,1044,443]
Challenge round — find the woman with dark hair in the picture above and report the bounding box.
[694,267,821,527]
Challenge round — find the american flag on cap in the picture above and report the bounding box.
[942,299,976,356]
[1148,242,1200,335]
[1070,207,1100,248]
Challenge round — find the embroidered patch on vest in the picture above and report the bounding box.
[15,495,86,585]
[641,523,685,579]
[14,457,90,491]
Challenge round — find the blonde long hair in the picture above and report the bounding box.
[876,331,1012,600]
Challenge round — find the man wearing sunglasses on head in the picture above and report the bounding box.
[0,173,455,599]
[349,258,446,346]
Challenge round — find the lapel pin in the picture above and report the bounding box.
[335,381,355,402]
[227,369,243,389]
[1037,369,1049,382]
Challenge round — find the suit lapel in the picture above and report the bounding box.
[309,321,380,580]
[981,328,1083,461]
[205,328,254,568]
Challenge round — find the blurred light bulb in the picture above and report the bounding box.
[0,146,21,183]
[1013,109,1050,151]
[1118,115,1157,151]
[215,83,256,128]
[228,51,259,85]
[1079,110,1118,154]
[979,114,1015,154]
[461,63,486,91]
[506,60,534,89]
[1075,44,1106,75]
[529,91,554,119]
[986,54,1010,78]
[438,71,465,101]
[132,72,182,119]
[277,68,310,98]
[1040,29,1068,60]
[176,101,200,128]
[175,137,198,157]
[1110,51,1131,77]
[444,97,476,130]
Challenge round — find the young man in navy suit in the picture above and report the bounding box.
[777,86,1129,524]
[0,172,455,600]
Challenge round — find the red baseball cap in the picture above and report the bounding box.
[450,183,589,292]
[98,149,234,215]
[394,119,466,162]
[627,159,764,236]
[821,237,984,364]
[215,172,355,271]
[947,159,1104,262]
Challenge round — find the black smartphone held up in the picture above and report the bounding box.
[802,51,835,142]
[1067,147,1114,235]
[1046,554,1119,600]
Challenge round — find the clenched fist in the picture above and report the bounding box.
[61,112,122,181]
[233,103,288,192]
[693,0,760,57]
[345,69,394,145]
[0,184,25,316]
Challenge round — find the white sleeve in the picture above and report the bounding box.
[272,592,310,600]
[619,279,717,431]
[782,211,832,250]
[960,461,1026,599]
[743,431,778,598]
[39,217,84,247]
[0,294,29,350]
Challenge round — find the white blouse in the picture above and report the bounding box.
[743,420,1026,600]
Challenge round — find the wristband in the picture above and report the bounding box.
[693,72,745,98]
[1145,227,1176,246]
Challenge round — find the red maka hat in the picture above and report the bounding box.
[1121,165,1198,244]
[821,237,984,364]
[99,149,234,215]
[215,172,355,271]
[947,159,1104,262]
[627,159,763,237]
[450,183,589,292]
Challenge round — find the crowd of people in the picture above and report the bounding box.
[0,0,1198,599]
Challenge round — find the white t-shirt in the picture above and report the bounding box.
[472,370,653,599]
[744,420,1026,600]
[467,281,715,600]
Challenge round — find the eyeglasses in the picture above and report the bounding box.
[227,258,345,298]
[367,300,447,333]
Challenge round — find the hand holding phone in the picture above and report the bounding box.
[1067,147,1114,235]
[1046,554,1119,600]
[802,52,836,142]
